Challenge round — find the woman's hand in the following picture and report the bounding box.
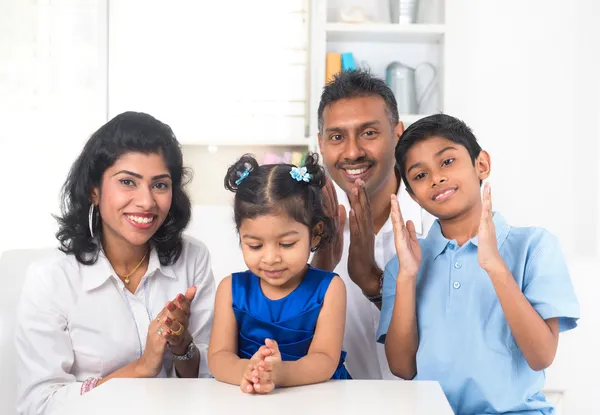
[156,286,197,355]
[136,316,169,377]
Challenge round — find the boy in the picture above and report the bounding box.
[377,114,579,415]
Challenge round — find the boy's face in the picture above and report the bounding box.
[403,136,490,220]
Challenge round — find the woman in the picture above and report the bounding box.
[15,112,215,414]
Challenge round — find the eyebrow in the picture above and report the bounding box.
[241,230,300,240]
[112,170,172,180]
[325,120,381,134]
[406,146,458,175]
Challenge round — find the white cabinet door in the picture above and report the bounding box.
[108,0,310,146]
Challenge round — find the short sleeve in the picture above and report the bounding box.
[376,256,400,344]
[523,231,580,332]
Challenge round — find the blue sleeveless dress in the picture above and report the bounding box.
[231,266,351,380]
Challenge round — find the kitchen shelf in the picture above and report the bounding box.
[326,23,445,43]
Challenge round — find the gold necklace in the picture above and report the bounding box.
[117,251,148,284]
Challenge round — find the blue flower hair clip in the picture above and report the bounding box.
[290,166,312,183]
[235,167,252,185]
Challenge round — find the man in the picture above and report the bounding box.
[313,70,435,379]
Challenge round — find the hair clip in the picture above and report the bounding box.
[290,166,312,183]
[235,167,252,185]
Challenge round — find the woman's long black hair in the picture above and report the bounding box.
[55,111,192,266]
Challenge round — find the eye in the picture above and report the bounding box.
[363,130,377,138]
[414,172,426,180]
[330,134,343,142]
[280,242,297,249]
[247,244,262,250]
[120,179,135,186]
[442,158,455,166]
[153,182,170,190]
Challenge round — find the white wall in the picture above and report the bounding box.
[0,1,107,255]
[445,0,600,413]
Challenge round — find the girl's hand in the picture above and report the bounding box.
[251,339,281,394]
[240,346,272,394]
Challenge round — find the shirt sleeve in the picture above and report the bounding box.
[523,231,580,332]
[15,262,82,415]
[376,256,400,344]
[188,240,216,378]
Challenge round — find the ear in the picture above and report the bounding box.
[475,150,491,181]
[91,187,100,205]
[393,121,405,146]
[311,222,324,251]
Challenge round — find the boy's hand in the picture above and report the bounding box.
[478,183,504,272]
[390,194,422,280]
[251,339,281,394]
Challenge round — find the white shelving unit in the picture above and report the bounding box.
[326,23,445,43]
[308,0,447,150]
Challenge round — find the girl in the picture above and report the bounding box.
[208,153,350,394]
[15,112,215,415]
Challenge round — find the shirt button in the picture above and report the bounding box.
[454,261,462,269]
[453,281,461,289]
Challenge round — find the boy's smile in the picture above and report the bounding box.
[403,136,490,221]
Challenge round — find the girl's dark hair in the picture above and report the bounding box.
[55,111,192,266]
[224,153,334,252]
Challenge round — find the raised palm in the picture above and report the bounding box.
[390,194,422,278]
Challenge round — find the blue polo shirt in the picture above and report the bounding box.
[377,213,579,415]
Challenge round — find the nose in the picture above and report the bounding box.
[431,171,447,187]
[341,137,366,162]
[261,245,281,265]
[135,186,157,211]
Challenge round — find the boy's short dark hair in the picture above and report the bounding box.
[317,69,399,133]
[395,114,482,193]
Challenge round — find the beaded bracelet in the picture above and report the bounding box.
[80,377,101,395]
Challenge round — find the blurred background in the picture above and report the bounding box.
[1,0,599,413]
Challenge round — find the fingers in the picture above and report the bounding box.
[253,380,275,394]
[348,208,359,246]
[264,338,279,355]
[240,366,255,393]
[356,179,372,219]
[406,220,418,242]
[338,204,347,235]
[481,183,492,220]
[184,286,197,302]
[390,195,406,235]
[173,293,191,315]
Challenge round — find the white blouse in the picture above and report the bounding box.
[15,237,215,415]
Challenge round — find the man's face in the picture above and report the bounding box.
[318,96,402,198]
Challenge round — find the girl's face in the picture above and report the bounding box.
[239,212,320,292]
[92,151,173,249]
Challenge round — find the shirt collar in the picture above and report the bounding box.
[426,212,510,258]
[81,246,177,292]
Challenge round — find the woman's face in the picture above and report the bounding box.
[92,151,173,248]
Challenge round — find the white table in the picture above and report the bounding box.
[60,379,454,414]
